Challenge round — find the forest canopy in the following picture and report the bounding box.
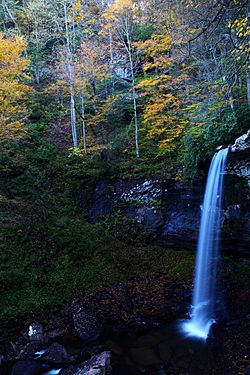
[0,0,249,178]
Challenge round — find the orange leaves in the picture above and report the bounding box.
[138,74,184,153]
[143,94,182,143]
[137,34,172,72]
[104,0,134,19]
[101,0,137,41]
[135,30,186,155]
[73,0,81,11]
[144,95,180,122]
[0,34,29,78]
[0,34,31,141]
[77,40,109,82]
[135,75,172,95]
[138,34,172,57]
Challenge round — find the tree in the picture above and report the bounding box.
[0,34,31,141]
[228,4,250,107]
[136,33,186,156]
[17,0,61,84]
[76,39,110,149]
[0,0,21,35]
[102,0,140,158]
[63,0,78,150]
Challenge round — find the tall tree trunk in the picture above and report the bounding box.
[109,29,115,96]
[3,0,20,34]
[246,4,250,108]
[246,63,250,108]
[91,79,98,113]
[34,24,40,84]
[64,0,78,149]
[81,92,87,154]
[71,1,76,52]
[70,88,77,148]
[126,27,139,158]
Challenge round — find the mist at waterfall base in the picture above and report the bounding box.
[182,148,229,340]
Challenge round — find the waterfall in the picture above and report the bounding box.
[182,147,229,339]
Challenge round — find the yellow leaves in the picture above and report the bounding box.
[228,16,250,57]
[141,89,183,151]
[188,28,200,35]
[108,0,135,15]
[0,34,31,142]
[135,26,186,155]
[0,34,29,78]
[144,94,180,120]
[144,56,173,71]
[138,34,172,57]
[103,0,134,23]
[76,40,110,82]
[137,34,173,73]
[112,0,134,11]
[73,0,81,12]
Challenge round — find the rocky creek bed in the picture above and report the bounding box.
[0,270,249,375]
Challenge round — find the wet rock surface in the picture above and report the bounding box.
[71,132,249,256]
[0,275,191,374]
[228,130,250,187]
[60,351,111,375]
[72,301,106,342]
[16,343,41,360]
[75,178,204,249]
[75,171,249,256]
[42,343,73,365]
[28,324,47,346]
[231,129,250,154]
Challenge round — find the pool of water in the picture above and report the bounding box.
[3,321,218,375]
[106,321,217,375]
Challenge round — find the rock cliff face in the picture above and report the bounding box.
[231,129,250,154]
[228,129,250,186]
[76,131,250,256]
[224,130,250,254]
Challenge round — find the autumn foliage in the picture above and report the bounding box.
[0,34,31,141]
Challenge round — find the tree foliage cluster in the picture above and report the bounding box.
[0,0,249,178]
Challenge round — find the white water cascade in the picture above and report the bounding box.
[182,147,229,339]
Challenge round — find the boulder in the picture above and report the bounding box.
[227,160,250,186]
[120,179,162,204]
[47,327,68,340]
[228,130,250,186]
[72,300,105,342]
[17,342,41,360]
[61,351,111,375]
[134,206,164,233]
[231,130,250,153]
[28,323,47,345]
[43,342,73,365]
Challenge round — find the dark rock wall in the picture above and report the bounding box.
[75,175,249,255]
[75,131,250,256]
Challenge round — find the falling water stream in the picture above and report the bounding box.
[182,148,229,339]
